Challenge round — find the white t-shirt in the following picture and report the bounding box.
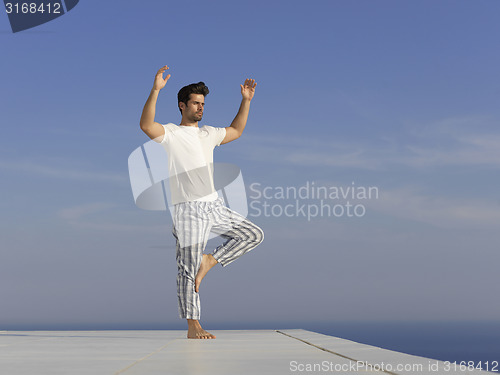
[159,123,226,205]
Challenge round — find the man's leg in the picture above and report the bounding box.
[172,201,215,339]
[195,253,218,293]
[193,197,264,293]
[210,198,264,267]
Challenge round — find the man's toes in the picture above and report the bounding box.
[199,330,214,339]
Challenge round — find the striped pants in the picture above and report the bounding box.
[172,197,264,320]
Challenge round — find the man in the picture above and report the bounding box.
[139,65,264,339]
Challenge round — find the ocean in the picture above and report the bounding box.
[282,321,500,366]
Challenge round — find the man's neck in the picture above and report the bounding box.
[179,119,199,127]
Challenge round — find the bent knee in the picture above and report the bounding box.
[253,226,264,245]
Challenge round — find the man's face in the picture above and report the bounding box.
[181,93,205,122]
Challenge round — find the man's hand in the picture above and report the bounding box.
[241,78,257,101]
[221,78,257,145]
[140,65,170,141]
[153,65,171,91]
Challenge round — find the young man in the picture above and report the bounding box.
[139,65,264,339]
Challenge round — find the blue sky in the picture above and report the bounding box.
[1,0,500,329]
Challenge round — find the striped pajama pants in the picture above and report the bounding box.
[172,196,264,320]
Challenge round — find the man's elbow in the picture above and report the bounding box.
[140,121,151,131]
[232,130,243,143]
[140,122,153,138]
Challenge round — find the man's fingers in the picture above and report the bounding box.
[157,65,169,74]
[243,78,256,88]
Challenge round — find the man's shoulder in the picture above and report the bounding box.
[201,124,217,130]
[200,125,226,146]
[164,122,178,130]
[201,125,226,133]
[156,123,179,144]
[162,122,180,135]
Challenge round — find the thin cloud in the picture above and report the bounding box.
[240,116,500,169]
[366,186,500,228]
[57,202,170,234]
[0,159,126,183]
[58,202,117,221]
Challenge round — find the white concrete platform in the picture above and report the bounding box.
[0,329,494,374]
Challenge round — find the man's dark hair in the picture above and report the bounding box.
[177,82,209,114]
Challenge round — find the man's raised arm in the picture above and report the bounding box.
[140,65,171,141]
[221,78,257,145]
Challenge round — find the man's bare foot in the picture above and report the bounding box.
[187,319,216,339]
[195,254,218,293]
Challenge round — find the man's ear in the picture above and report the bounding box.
[179,102,185,113]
